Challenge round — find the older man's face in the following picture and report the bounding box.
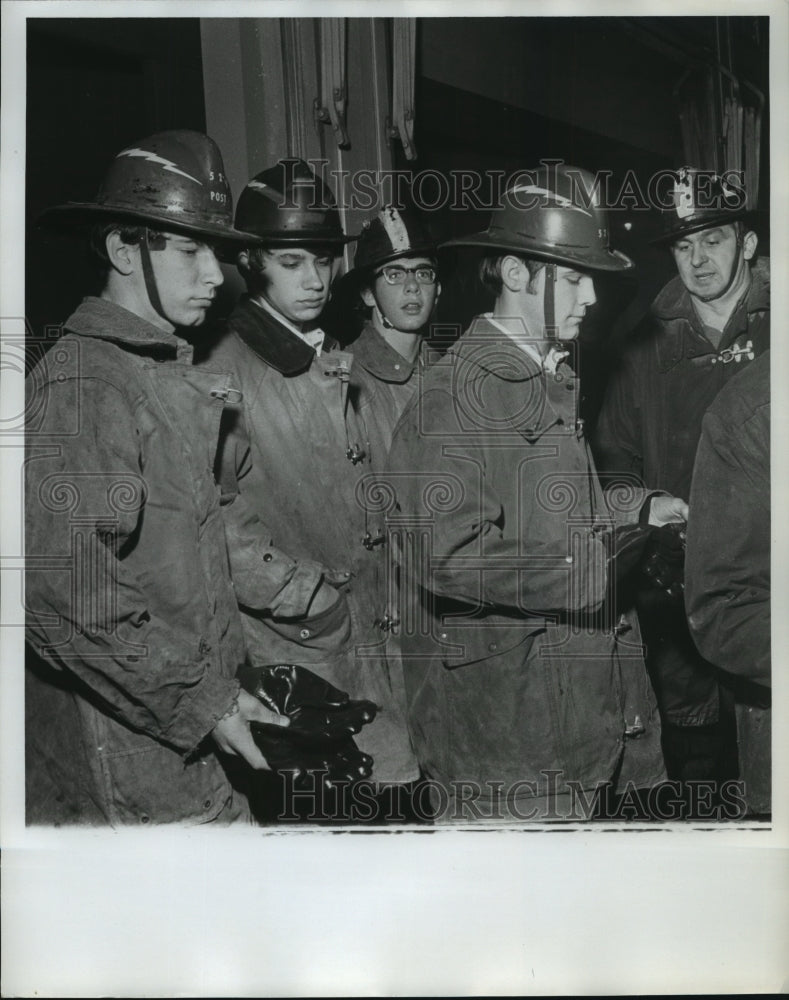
[670,224,750,301]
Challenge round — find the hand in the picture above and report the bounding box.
[648,495,688,526]
[211,689,290,770]
[237,663,378,743]
[238,663,379,786]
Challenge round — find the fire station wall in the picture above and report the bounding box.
[418,17,683,159]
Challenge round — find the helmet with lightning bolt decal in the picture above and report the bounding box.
[441,162,633,272]
[38,130,258,247]
[440,163,632,337]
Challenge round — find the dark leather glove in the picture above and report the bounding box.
[249,727,374,790]
[238,663,377,745]
[238,664,378,788]
[603,523,657,587]
[641,522,686,598]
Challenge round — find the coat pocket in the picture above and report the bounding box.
[95,722,232,826]
[438,616,546,668]
[251,591,354,660]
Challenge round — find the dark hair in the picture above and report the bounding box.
[238,244,341,294]
[478,254,545,297]
[88,222,149,276]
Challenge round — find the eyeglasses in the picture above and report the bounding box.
[375,265,437,285]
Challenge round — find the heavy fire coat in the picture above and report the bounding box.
[385,317,666,807]
[593,259,770,726]
[686,351,771,813]
[348,321,428,470]
[202,297,419,784]
[24,297,260,825]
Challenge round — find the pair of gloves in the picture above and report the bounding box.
[237,663,378,790]
[607,521,687,600]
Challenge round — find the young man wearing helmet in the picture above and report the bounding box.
[25,131,291,826]
[341,205,440,462]
[594,167,769,795]
[386,164,686,822]
[202,160,421,822]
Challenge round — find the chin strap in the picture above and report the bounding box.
[543,262,557,339]
[138,230,170,324]
[374,302,395,330]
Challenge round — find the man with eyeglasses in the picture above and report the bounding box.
[200,161,421,823]
[386,165,683,823]
[340,206,440,468]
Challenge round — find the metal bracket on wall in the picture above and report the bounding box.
[388,19,417,161]
[315,18,350,149]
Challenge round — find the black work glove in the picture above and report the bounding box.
[249,729,374,791]
[641,521,686,599]
[238,663,378,788]
[238,663,377,745]
[603,523,657,588]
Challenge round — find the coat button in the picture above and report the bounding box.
[554,373,563,383]
[263,553,273,562]
[488,642,498,652]
[199,638,212,655]
[203,799,212,810]
[439,632,448,640]
[140,814,150,824]
[394,364,401,371]
[299,627,311,639]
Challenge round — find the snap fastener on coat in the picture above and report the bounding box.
[263,552,273,562]
[299,627,311,639]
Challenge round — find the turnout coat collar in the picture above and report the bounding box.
[350,322,425,385]
[65,296,190,358]
[651,258,770,372]
[224,295,336,376]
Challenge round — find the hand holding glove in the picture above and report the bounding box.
[237,663,378,789]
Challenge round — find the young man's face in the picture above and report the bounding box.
[149,233,224,327]
[258,247,335,325]
[670,224,752,301]
[361,255,439,334]
[548,265,597,340]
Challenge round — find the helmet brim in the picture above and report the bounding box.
[440,232,634,273]
[37,201,264,248]
[649,209,761,246]
[232,230,355,248]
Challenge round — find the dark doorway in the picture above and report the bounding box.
[26,18,206,350]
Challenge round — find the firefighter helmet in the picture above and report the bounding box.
[350,206,437,275]
[38,130,256,245]
[442,163,633,272]
[651,165,753,245]
[234,158,351,247]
